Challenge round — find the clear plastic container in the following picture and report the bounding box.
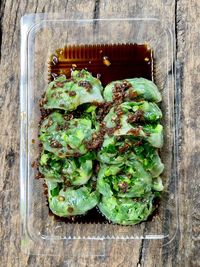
[20,14,178,256]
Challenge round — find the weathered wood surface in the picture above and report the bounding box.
[0,0,200,266]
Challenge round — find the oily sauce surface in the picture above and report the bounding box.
[49,43,153,85]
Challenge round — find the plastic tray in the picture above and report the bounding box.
[20,14,178,256]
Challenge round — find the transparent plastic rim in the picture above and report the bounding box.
[20,15,179,246]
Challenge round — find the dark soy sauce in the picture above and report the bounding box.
[49,43,153,85]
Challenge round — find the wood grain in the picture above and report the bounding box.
[0,0,200,266]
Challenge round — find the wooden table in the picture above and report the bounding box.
[0,0,200,266]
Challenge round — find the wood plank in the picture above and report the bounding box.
[0,0,200,266]
[175,0,200,266]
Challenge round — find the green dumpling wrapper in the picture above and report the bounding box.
[44,70,104,111]
[98,136,164,177]
[98,194,154,225]
[39,150,94,185]
[103,78,162,103]
[39,112,97,157]
[104,107,163,148]
[97,157,153,198]
[47,180,100,217]
[120,101,162,121]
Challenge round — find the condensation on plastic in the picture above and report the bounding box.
[20,13,178,256]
